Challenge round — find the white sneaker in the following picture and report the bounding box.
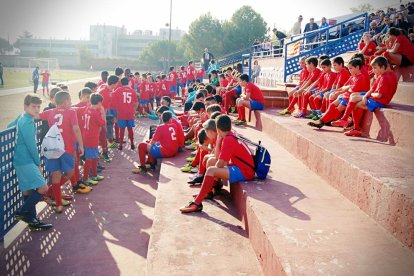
[190,167,199,173]
[189,173,203,180]
[191,150,197,156]
[185,143,196,150]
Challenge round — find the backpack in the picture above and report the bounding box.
[233,135,271,180]
[41,123,65,159]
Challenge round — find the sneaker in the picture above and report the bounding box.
[14,213,30,223]
[279,109,291,115]
[307,121,324,129]
[131,144,136,150]
[180,201,203,213]
[49,198,72,207]
[312,115,320,121]
[100,152,112,163]
[294,113,307,118]
[91,175,105,181]
[306,114,316,119]
[107,141,119,149]
[184,139,193,145]
[187,174,204,185]
[235,120,247,126]
[54,205,64,214]
[233,119,242,124]
[185,144,196,150]
[230,106,237,113]
[344,129,362,137]
[331,119,348,128]
[82,179,98,186]
[62,194,73,200]
[190,167,199,173]
[73,184,92,193]
[132,166,148,174]
[190,150,197,156]
[28,218,53,231]
[181,165,194,173]
[186,156,195,162]
[118,144,123,150]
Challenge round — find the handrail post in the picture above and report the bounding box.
[248,47,253,78]
[283,43,288,83]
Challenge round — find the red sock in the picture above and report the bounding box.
[321,104,342,123]
[52,182,63,206]
[238,106,246,121]
[321,97,327,112]
[314,97,322,110]
[287,96,298,111]
[127,127,134,144]
[119,127,125,144]
[83,159,92,181]
[114,123,120,141]
[341,102,356,121]
[194,175,215,204]
[308,95,316,110]
[301,92,310,114]
[138,143,148,166]
[352,108,365,130]
[191,148,201,167]
[91,159,98,177]
[71,152,80,186]
[100,128,108,153]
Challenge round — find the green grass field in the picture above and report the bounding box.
[0,68,99,90]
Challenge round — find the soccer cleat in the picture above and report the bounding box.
[28,218,53,231]
[279,109,291,116]
[233,119,242,124]
[14,213,30,223]
[62,194,74,200]
[132,166,148,174]
[185,144,196,150]
[54,206,64,214]
[308,121,324,129]
[344,129,362,137]
[331,119,349,128]
[190,167,199,173]
[107,141,119,149]
[181,165,194,173]
[294,113,307,118]
[187,174,204,185]
[118,144,123,150]
[91,175,105,181]
[312,115,320,120]
[73,184,92,193]
[190,150,197,156]
[130,144,136,150]
[235,120,247,126]
[186,156,195,162]
[100,152,112,163]
[180,201,203,213]
[82,179,98,186]
[230,106,237,113]
[50,198,72,207]
[184,139,193,145]
[306,114,316,119]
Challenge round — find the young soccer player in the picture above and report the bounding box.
[186,61,196,87]
[180,114,255,213]
[97,71,109,87]
[132,111,179,174]
[234,74,265,126]
[39,91,84,213]
[80,94,107,185]
[161,96,177,117]
[179,66,187,95]
[383,27,414,67]
[41,70,50,97]
[8,94,53,230]
[322,56,350,112]
[168,66,178,97]
[112,77,139,150]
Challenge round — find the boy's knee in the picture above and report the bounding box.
[206,166,217,176]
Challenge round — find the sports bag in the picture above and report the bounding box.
[41,123,65,159]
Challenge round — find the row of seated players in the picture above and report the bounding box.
[279,53,399,137]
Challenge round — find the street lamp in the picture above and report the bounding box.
[167,0,172,71]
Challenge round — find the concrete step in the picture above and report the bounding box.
[391,82,414,106]
[261,88,288,97]
[264,96,289,109]
[248,109,414,250]
[231,125,414,275]
[146,155,262,275]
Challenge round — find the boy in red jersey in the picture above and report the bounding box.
[132,111,179,174]
[39,91,84,213]
[186,61,196,87]
[97,71,109,87]
[155,105,184,150]
[358,33,377,65]
[234,74,265,126]
[332,57,398,136]
[323,57,350,112]
[180,114,255,213]
[168,66,178,97]
[41,70,50,96]
[383,27,414,67]
[179,66,187,96]
[308,58,370,129]
[196,67,205,82]
[160,74,171,98]
[80,94,106,185]
[112,77,138,150]
[280,57,308,115]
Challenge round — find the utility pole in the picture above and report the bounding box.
[167,0,172,71]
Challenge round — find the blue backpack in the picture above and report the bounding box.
[233,135,271,180]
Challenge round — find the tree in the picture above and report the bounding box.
[36,49,50,58]
[14,30,33,49]
[139,40,184,71]
[350,3,373,13]
[0,37,11,54]
[223,6,267,53]
[179,13,225,61]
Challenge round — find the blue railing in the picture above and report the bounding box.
[0,120,49,240]
[283,13,369,82]
[217,47,250,68]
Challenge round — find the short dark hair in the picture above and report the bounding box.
[319,54,330,61]
[162,96,172,106]
[90,93,104,105]
[240,74,249,82]
[206,104,222,114]
[192,101,205,111]
[55,91,71,105]
[205,96,216,103]
[156,105,169,114]
[49,87,62,99]
[306,56,319,67]
[371,56,388,68]
[81,87,93,96]
[210,111,222,120]
[121,77,129,86]
[101,71,109,81]
[198,129,208,145]
[115,67,124,76]
[84,81,98,90]
[203,119,216,132]
[350,53,365,65]
[169,66,175,71]
[196,92,205,100]
[188,60,193,65]
[348,58,363,69]
[162,111,173,123]
[108,75,119,85]
[321,59,332,66]
[216,114,231,132]
[188,87,194,93]
[205,85,213,95]
[388,27,401,36]
[333,56,345,66]
[24,93,42,106]
[214,95,222,103]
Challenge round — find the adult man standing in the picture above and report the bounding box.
[272,28,287,55]
[292,15,303,36]
[304,18,319,49]
[0,62,4,86]
[202,48,214,71]
[32,66,39,93]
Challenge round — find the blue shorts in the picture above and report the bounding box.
[359,92,384,112]
[155,97,161,102]
[319,92,325,98]
[179,83,186,88]
[140,99,149,105]
[45,152,75,173]
[338,96,348,106]
[228,166,247,184]
[106,109,117,118]
[235,86,242,95]
[311,88,318,94]
[84,147,99,159]
[150,144,163,159]
[186,80,194,87]
[250,100,264,110]
[117,119,135,128]
[170,86,177,93]
[42,82,49,88]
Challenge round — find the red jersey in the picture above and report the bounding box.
[179,71,188,84]
[168,71,178,85]
[152,123,179,157]
[112,86,138,120]
[39,107,79,154]
[395,34,414,63]
[97,84,113,111]
[220,78,229,88]
[333,68,350,88]
[160,80,170,97]
[358,41,377,56]
[321,71,337,90]
[139,80,151,101]
[79,106,105,148]
[153,82,161,98]
[186,65,196,81]
[306,68,322,83]
[171,118,185,147]
[219,132,255,180]
[245,82,265,103]
[97,80,105,87]
[196,68,205,79]
[345,73,370,94]
[41,72,50,83]
[315,71,327,89]
[299,68,309,86]
[371,71,398,105]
